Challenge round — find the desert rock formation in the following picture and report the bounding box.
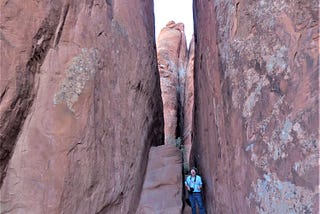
[156,21,187,145]
[0,0,318,214]
[0,1,163,213]
[193,0,319,213]
[182,37,195,171]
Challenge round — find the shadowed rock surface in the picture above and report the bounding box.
[192,0,319,213]
[182,37,195,171]
[0,1,163,213]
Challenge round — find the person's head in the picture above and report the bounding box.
[190,167,197,176]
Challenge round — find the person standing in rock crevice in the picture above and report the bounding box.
[185,167,206,214]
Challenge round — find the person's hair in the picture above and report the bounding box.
[191,167,198,173]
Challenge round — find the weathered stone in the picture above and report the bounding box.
[137,144,183,213]
[1,0,318,213]
[182,36,195,173]
[0,1,163,214]
[193,0,319,213]
[157,21,187,145]
[0,0,62,185]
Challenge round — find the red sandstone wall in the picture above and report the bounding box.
[183,37,195,171]
[193,0,319,213]
[0,1,163,213]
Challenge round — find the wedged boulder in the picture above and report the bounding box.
[137,144,183,214]
[0,1,163,213]
[193,0,319,213]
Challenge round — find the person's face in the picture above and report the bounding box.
[191,169,196,176]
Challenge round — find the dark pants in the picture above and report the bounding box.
[189,192,205,214]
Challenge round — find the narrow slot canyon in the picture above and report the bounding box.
[138,20,195,213]
[0,1,318,214]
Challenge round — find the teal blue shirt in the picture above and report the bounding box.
[185,175,203,193]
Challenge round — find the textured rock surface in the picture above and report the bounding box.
[137,144,183,213]
[1,0,318,213]
[0,0,56,186]
[0,1,163,213]
[193,0,319,213]
[157,21,187,145]
[182,37,195,171]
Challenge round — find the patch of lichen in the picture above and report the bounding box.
[54,48,98,112]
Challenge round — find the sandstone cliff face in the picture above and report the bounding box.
[183,37,195,171]
[1,0,318,213]
[193,0,319,213]
[157,21,187,145]
[0,1,163,213]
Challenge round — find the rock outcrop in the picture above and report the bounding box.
[193,0,319,213]
[0,1,163,213]
[137,144,183,213]
[157,21,187,145]
[1,0,318,213]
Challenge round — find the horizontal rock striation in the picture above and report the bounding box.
[193,0,319,213]
[0,0,163,213]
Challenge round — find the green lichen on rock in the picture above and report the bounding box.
[246,115,319,213]
[247,114,319,170]
[292,122,319,177]
[266,118,293,161]
[266,46,290,78]
[248,173,317,214]
[54,48,98,112]
[242,77,268,119]
[293,152,318,177]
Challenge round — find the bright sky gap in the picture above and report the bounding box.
[154,0,194,45]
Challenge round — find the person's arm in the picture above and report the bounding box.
[185,177,190,191]
[197,176,203,190]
